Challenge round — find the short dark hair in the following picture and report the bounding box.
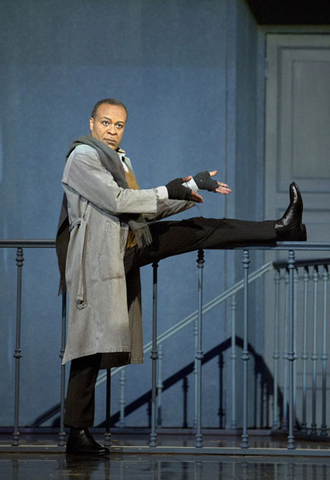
[91,98,128,120]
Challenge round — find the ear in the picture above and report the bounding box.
[89,117,94,132]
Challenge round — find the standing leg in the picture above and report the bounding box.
[65,354,101,428]
[65,354,109,456]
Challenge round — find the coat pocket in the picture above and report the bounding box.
[98,220,125,280]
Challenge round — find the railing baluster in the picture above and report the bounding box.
[293,268,298,432]
[301,267,309,434]
[287,250,296,450]
[218,351,224,429]
[310,266,319,435]
[320,265,329,436]
[157,343,163,427]
[149,261,159,447]
[194,315,198,430]
[255,370,262,429]
[272,268,281,430]
[230,294,237,429]
[241,249,250,449]
[12,247,24,447]
[104,369,111,447]
[58,292,67,447]
[119,369,126,428]
[282,270,289,431]
[183,376,189,428]
[195,249,204,448]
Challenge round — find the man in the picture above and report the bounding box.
[56,98,306,456]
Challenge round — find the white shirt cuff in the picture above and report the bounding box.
[155,179,198,203]
[184,178,199,192]
[154,186,168,202]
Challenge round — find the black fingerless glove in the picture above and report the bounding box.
[166,178,192,201]
[193,171,218,192]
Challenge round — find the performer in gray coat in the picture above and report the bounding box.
[56,98,306,456]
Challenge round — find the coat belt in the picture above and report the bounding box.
[69,212,88,310]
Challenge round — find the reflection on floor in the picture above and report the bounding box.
[1,432,330,479]
[2,452,330,480]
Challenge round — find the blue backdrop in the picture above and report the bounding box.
[0,0,265,428]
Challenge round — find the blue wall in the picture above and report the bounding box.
[0,0,264,428]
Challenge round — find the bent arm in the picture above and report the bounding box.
[62,145,162,215]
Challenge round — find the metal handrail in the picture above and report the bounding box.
[273,258,330,270]
[0,239,55,248]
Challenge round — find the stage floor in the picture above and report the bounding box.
[1,431,330,479]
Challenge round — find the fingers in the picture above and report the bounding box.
[190,191,204,203]
[174,173,229,198]
[208,171,231,193]
[215,184,231,195]
[182,175,192,183]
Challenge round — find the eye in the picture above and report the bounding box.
[115,123,124,130]
[102,121,109,126]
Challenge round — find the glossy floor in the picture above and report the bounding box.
[1,433,330,479]
[2,453,330,479]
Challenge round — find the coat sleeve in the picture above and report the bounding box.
[144,198,196,221]
[62,145,160,215]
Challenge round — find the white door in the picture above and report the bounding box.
[265,33,330,244]
[263,33,330,429]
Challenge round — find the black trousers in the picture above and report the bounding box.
[65,216,276,428]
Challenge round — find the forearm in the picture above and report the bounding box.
[63,148,163,215]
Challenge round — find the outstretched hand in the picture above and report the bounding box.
[181,176,204,203]
[209,171,231,195]
[192,171,231,195]
[166,177,204,203]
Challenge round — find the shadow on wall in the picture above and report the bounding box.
[28,336,283,430]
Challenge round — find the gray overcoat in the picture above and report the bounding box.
[61,144,194,365]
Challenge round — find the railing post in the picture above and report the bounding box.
[282,270,289,431]
[193,315,198,430]
[119,369,126,428]
[157,343,163,427]
[149,261,159,448]
[104,369,111,447]
[320,265,329,436]
[12,247,24,447]
[272,268,281,430]
[230,294,237,429]
[301,267,309,434]
[255,369,263,429]
[287,250,296,450]
[195,249,204,448]
[241,249,250,449]
[218,351,225,429]
[310,266,319,435]
[293,268,298,432]
[183,376,189,428]
[58,292,67,447]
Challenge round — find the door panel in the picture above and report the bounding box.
[264,34,330,429]
[265,34,330,243]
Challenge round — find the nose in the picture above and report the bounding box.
[107,123,116,135]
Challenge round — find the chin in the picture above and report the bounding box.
[103,140,116,149]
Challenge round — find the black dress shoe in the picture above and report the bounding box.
[275,182,307,241]
[66,428,109,456]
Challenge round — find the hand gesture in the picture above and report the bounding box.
[193,170,231,195]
